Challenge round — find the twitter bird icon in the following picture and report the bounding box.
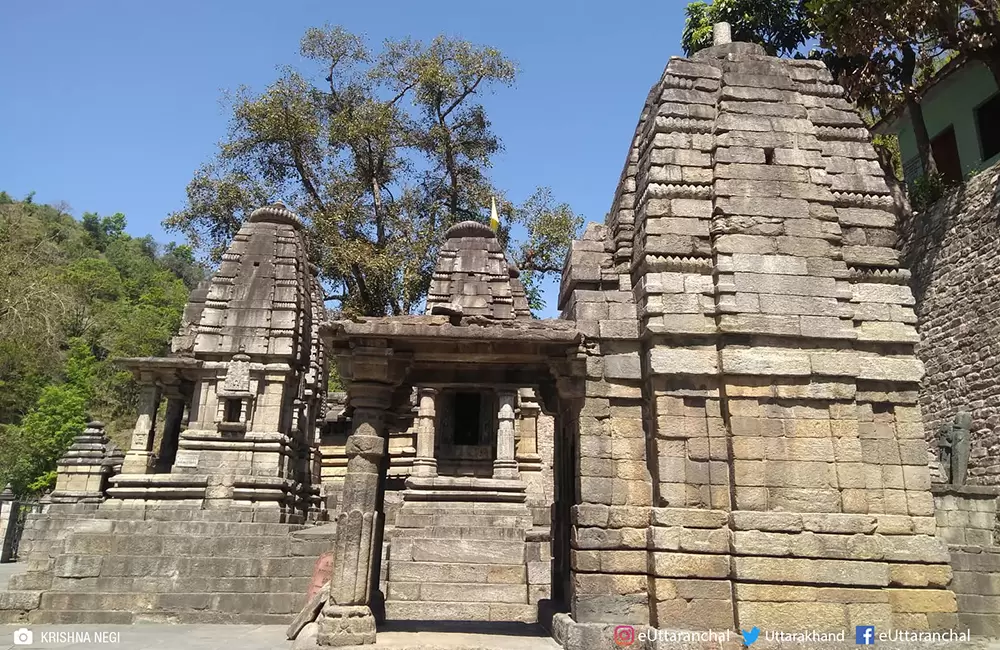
[741,626,760,646]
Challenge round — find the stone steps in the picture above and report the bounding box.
[25,516,302,536]
[17,513,319,571]
[27,608,295,625]
[39,575,310,593]
[44,553,318,578]
[394,512,533,529]
[384,502,535,623]
[390,538,526,565]
[388,581,527,604]
[8,571,52,591]
[106,520,308,537]
[391,526,525,541]
[387,561,526,584]
[92,507,305,523]
[60,532,328,557]
[384,601,536,623]
[1,514,331,625]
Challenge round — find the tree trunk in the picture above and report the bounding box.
[900,45,938,179]
[904,91,938,179]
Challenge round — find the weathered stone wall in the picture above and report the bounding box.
[558,40,959,647]
[932,486,1000,636]
[899,168,1000,486]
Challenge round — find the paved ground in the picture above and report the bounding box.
[0,623,561,650]
[0,624,287,649]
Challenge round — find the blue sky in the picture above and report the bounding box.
[0,1,688,317]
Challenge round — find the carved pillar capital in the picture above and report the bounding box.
[348,382,395,413]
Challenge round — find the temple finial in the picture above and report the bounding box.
[713,22,732,46]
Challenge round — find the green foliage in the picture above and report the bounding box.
[808,0,945,177]
[0,196,203,496]
[682,0,813,56]
[924,0,1000,86]
[908,172,961,211]
[1,383,89,495]
[64,338,98,399]
[166,25,582,317]
[82,212,126,252]
[872,133,904,181]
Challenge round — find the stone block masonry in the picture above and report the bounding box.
[899,167,1000,486]
[557,36,961,647]
[932,485,1000,637]
[0,505,331,625]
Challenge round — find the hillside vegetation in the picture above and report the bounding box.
[0,192,202,496]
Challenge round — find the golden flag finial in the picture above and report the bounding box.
[489,196,500,232]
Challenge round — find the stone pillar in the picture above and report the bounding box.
[411,388,438,477]
[156,395,186,471]
[516,389,543,470]
[121,382,161,474]
[493,390,519,480]
[0,484,16,563]
[318,382,392,647]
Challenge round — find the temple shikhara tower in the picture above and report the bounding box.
[112,201,328,518]
[3,24,998,650]
[551,25,958,644]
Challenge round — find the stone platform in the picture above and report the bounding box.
[0,506,335,625]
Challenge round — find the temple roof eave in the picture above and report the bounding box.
[114,356,203,382]
[320,316,583,346]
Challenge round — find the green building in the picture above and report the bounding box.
[873,58,1000,185]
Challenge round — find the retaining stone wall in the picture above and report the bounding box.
[900,168,1000,486]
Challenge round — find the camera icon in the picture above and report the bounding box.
[13,627,33,645]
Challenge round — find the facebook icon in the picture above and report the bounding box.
[856,626,876,645]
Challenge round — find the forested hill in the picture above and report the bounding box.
[0,191,204,496]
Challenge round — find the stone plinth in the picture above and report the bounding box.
[402,476,527,503]
[931,484,1000,636]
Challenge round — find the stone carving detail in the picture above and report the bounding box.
[938,410,972,486]
[222,350,251,393]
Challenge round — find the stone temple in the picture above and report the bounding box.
[3,25,999,649]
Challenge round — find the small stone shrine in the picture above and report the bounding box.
[110,201,328,520]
